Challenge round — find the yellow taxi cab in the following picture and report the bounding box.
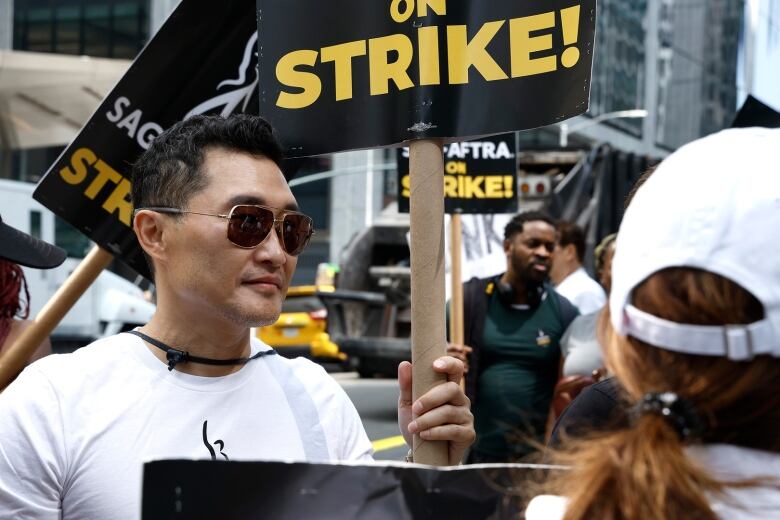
[257,285,346,361]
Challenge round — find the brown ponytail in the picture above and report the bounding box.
[545,268,780,520]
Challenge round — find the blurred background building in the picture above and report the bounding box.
[0,0,777,284]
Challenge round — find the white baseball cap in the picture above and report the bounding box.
[610,127,780,361]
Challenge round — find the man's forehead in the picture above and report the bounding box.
[200,149,297,209]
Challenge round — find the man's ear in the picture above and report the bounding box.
[503,238,511,255]
[134,210,168,267]
[564,243,577,261]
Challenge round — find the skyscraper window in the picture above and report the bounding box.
[13,0,149,59]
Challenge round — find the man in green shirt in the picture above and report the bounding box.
[448,211,578,462]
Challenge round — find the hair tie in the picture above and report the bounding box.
[633,392,703,441]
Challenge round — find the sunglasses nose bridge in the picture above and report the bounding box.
[271,217,285,238]
[270,217,290,254]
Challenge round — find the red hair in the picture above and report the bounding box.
[0,259,30,347]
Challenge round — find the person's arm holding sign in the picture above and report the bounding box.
[397,357,475,465]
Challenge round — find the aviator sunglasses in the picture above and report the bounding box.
[137,204,314,256]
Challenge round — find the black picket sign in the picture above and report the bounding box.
[142,459,565,519]
[257,0,596,157]
[397,133,518,214]
[33,0,260,279]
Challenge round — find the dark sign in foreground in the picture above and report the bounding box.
[33,0,259,279]
[397,133,518,214]
[257,0,596,157]
[142,459,564,519]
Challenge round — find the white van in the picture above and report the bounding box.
[0,178,155,351]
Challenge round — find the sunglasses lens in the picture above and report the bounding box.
[281,213,313,256]
[227,206,274,247]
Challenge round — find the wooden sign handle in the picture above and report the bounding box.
[409,139,449,466]
[0,246,114,391]
[449,213,464,347]
[449,213,465,394]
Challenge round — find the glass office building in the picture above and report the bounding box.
[582,0,743,152]
[655,0,743,149]
[13,0,149,59]
[589,0,648,138]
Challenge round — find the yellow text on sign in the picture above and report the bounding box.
[276,4,582,109]
[58,147,133,227]
[401,174,514,199]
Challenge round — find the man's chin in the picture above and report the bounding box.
[230,302,281,328]
[522,272,548,287]
[246,311,281,328]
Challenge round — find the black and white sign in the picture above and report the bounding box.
[33,0,259,279]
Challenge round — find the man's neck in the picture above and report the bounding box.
[140,295,253,377]
[501,271,530,305]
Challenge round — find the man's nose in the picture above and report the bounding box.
[254,225,287,265]
[535,245,552,258]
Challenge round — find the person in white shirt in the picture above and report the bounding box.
[0,114,475,520]
[550,220,606,315]
[526,127,780,520]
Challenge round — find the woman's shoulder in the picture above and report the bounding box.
[525,494,568,520]
[2,319,52,363]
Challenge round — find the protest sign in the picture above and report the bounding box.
[32,0,260,279]
[397,134,518,214]
[445,213,514,285]
[731,95,780,129]
[142,459,564,519]
[257,0,596,464]
[257,0,596,157]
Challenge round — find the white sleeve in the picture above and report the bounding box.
[293,359,374,462]
[332,382,374,462]
[0,365,66,519]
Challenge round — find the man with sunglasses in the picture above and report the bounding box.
[447,211,578,463]
[0,115,474,519]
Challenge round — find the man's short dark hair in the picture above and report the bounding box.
[131,114,284,277]
[131,114,284,212]
[503,211,554,240]
[556,220,586,263]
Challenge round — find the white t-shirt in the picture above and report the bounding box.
[0,333,373,520]
[560,311,604,377]
[554,267,607,315]
[525,444,780,519]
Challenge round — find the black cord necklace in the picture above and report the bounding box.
[127,330,276,371]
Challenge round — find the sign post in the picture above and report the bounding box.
[408,139,449,465]
[449,212,464,348]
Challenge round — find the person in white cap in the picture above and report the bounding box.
[526,126,780,520]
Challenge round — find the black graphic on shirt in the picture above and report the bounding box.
[202,420,229,461]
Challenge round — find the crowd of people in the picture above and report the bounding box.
[0,113,778,519]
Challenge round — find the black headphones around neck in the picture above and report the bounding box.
[487,274,545,309]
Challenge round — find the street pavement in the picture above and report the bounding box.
[332,372,409,461]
